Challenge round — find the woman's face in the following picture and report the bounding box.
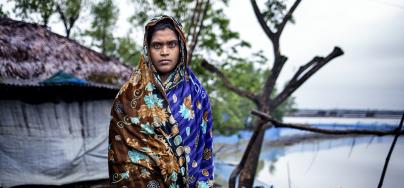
[149,28,180,81]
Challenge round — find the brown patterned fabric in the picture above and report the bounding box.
[108,58,184,187]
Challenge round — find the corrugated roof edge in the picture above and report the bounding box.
[0,79,121,90]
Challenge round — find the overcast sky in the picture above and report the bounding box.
[224,0,404,110]
[3,0,403,110]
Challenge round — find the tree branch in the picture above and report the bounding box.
[289,56,322,82]
[188,0,210,63]
[251,0,299,103]
[250,0,275,41]
[272,47,344,109]
[67,10,80,38]
[252,110,404,136]
[189,0,202,49]
[201,59,259,104]
[378,113,404,188]
[262,55,287,104]
[56,5,69,38]
[56,3,80,38]
[186,0,200,38]
[276,0,301,35]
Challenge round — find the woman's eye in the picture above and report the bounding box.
[168,41,178,48]
[152,43,161,49]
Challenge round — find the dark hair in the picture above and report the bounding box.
[147,19,178,46]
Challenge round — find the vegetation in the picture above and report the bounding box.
[5,0,295,135]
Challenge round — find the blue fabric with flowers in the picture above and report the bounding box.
[164,67,214,187]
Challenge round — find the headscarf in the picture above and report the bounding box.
[108,15,214,188]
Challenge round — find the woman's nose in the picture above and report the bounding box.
[160,46,169,56]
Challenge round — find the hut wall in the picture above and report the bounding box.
[0,99,113,187]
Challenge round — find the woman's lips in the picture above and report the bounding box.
[159,60,171,65]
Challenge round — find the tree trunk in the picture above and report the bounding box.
[238,120,268,187]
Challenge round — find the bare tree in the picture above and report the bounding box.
[202,0,344,187]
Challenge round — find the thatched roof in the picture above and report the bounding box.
[0,17,131,88]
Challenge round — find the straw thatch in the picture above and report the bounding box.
[0,17,131,87]
[0,18,132,187]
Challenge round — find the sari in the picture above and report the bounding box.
[108,15,214,188]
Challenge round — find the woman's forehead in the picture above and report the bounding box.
[150,28,178,42]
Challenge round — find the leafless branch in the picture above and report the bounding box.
[276,0,302,35]
[189,0,202,48]
[289,56,322,82]
[378,113,404,188]
[261,55,287,104]
[252,109,404,136]
[250,0,275,41]
[272,47,344,109]
[201,59,259,104]
[56,4,80,38]
[186,0,200,37]
[56,5,69,37]
[250,0,302,103]
[188,0,210,63]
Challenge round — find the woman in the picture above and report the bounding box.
[108,15,214,188]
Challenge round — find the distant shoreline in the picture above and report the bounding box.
[285,109,403,119]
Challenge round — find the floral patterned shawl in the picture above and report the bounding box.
[108,15,214,188]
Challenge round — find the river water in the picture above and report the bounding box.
[213,117,404,188]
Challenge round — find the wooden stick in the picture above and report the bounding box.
[251,109,404,136]
[377,113,404,188]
